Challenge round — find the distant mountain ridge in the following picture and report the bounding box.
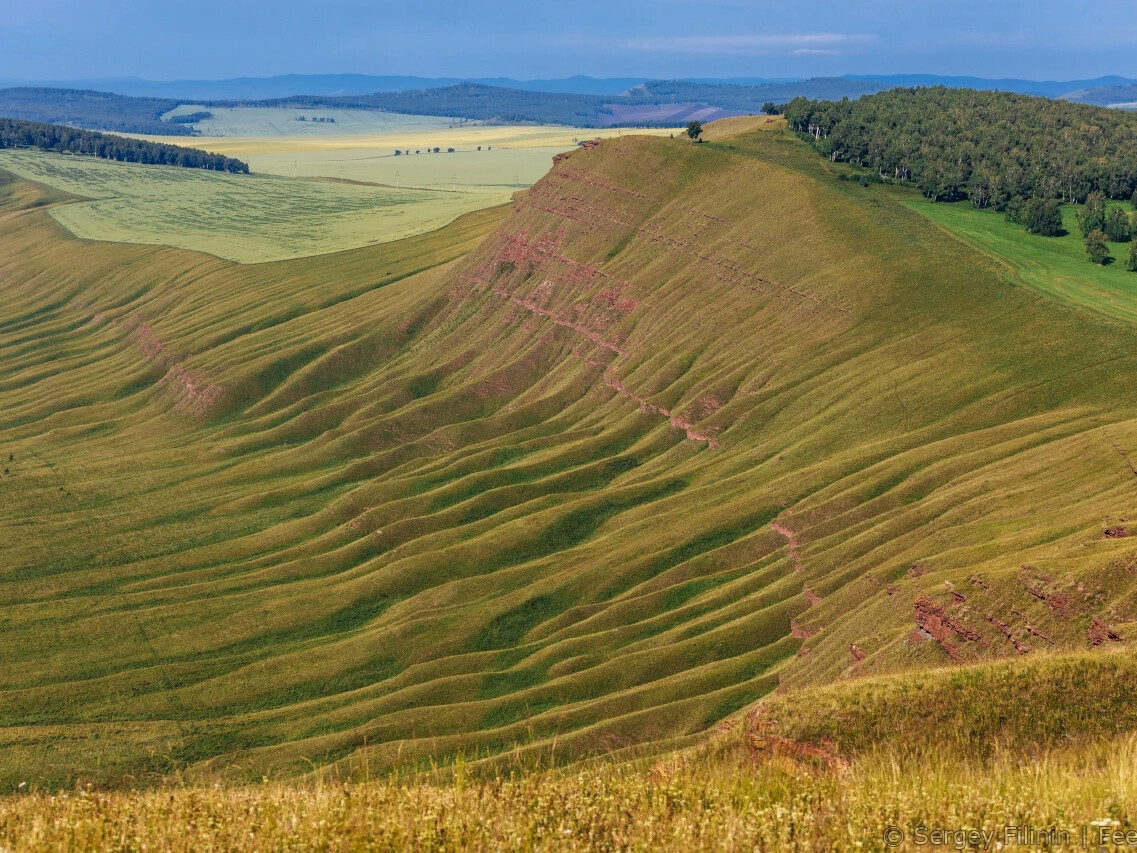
[5,74,1137,135]
[2,72,1136,102]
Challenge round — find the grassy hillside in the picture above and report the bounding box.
[2,116,1137,793]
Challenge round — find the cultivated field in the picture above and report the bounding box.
[0,149,509,263]
[2,117,1137,800]
[161,123,678,193]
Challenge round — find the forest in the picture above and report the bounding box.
[0,88,191,135]
[783,87,1137,207]
[0,118,249,172]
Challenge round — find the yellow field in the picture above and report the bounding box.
[145,125,679,193]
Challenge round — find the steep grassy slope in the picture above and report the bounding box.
[3,119,1137,790]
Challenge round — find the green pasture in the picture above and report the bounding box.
[902,194,1137,324]
[0,149,509,263]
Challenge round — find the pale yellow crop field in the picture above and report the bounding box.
[145,124,679,193]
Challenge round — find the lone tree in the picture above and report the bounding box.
[1128,242,1137,272]
[1079,191,1107,238]
[1085,229,1110,265]
[686,120,703,141]
[1105,205,1132,242]
[1021,198,1063,236]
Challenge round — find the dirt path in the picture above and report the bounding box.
[771,521,803,572]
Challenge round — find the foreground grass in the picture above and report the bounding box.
[7,652,1137,850]
[3,735,1135,851]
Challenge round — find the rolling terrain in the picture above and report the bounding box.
[0,150,509,262]
[2,115,1137,795]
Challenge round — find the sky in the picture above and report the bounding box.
[2,0,1136,83]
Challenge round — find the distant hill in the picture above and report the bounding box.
[0,88,191,135]
[3,72,1136,103]
[245,82,752,127]
[846,73,1137,98]
[1061,83,1137,107]
[0,75,654,100]
[628,78,887,106]
[7,74,1137,135]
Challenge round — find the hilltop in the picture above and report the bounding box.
[1,115,1136,793]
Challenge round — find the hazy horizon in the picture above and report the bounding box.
[3,0,1135,84]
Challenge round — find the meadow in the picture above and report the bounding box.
[902,194,1137,324]
[2,113,1137,807]
[0,149,509,263]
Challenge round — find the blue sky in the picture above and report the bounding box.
[3,0,1136,82]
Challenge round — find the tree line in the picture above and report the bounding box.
[0,118,249,172]
[783,87,1137,209]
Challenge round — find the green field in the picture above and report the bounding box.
[0,149,509,263]
[903,194,1137,324]
[2,114,1137,807]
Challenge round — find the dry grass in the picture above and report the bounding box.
[2,731,1135,851]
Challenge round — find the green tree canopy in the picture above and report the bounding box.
[1079,192,1107,238]
[1105,206,1132,242]
[1021,199,1064,237]
[1085,229,1110,265]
